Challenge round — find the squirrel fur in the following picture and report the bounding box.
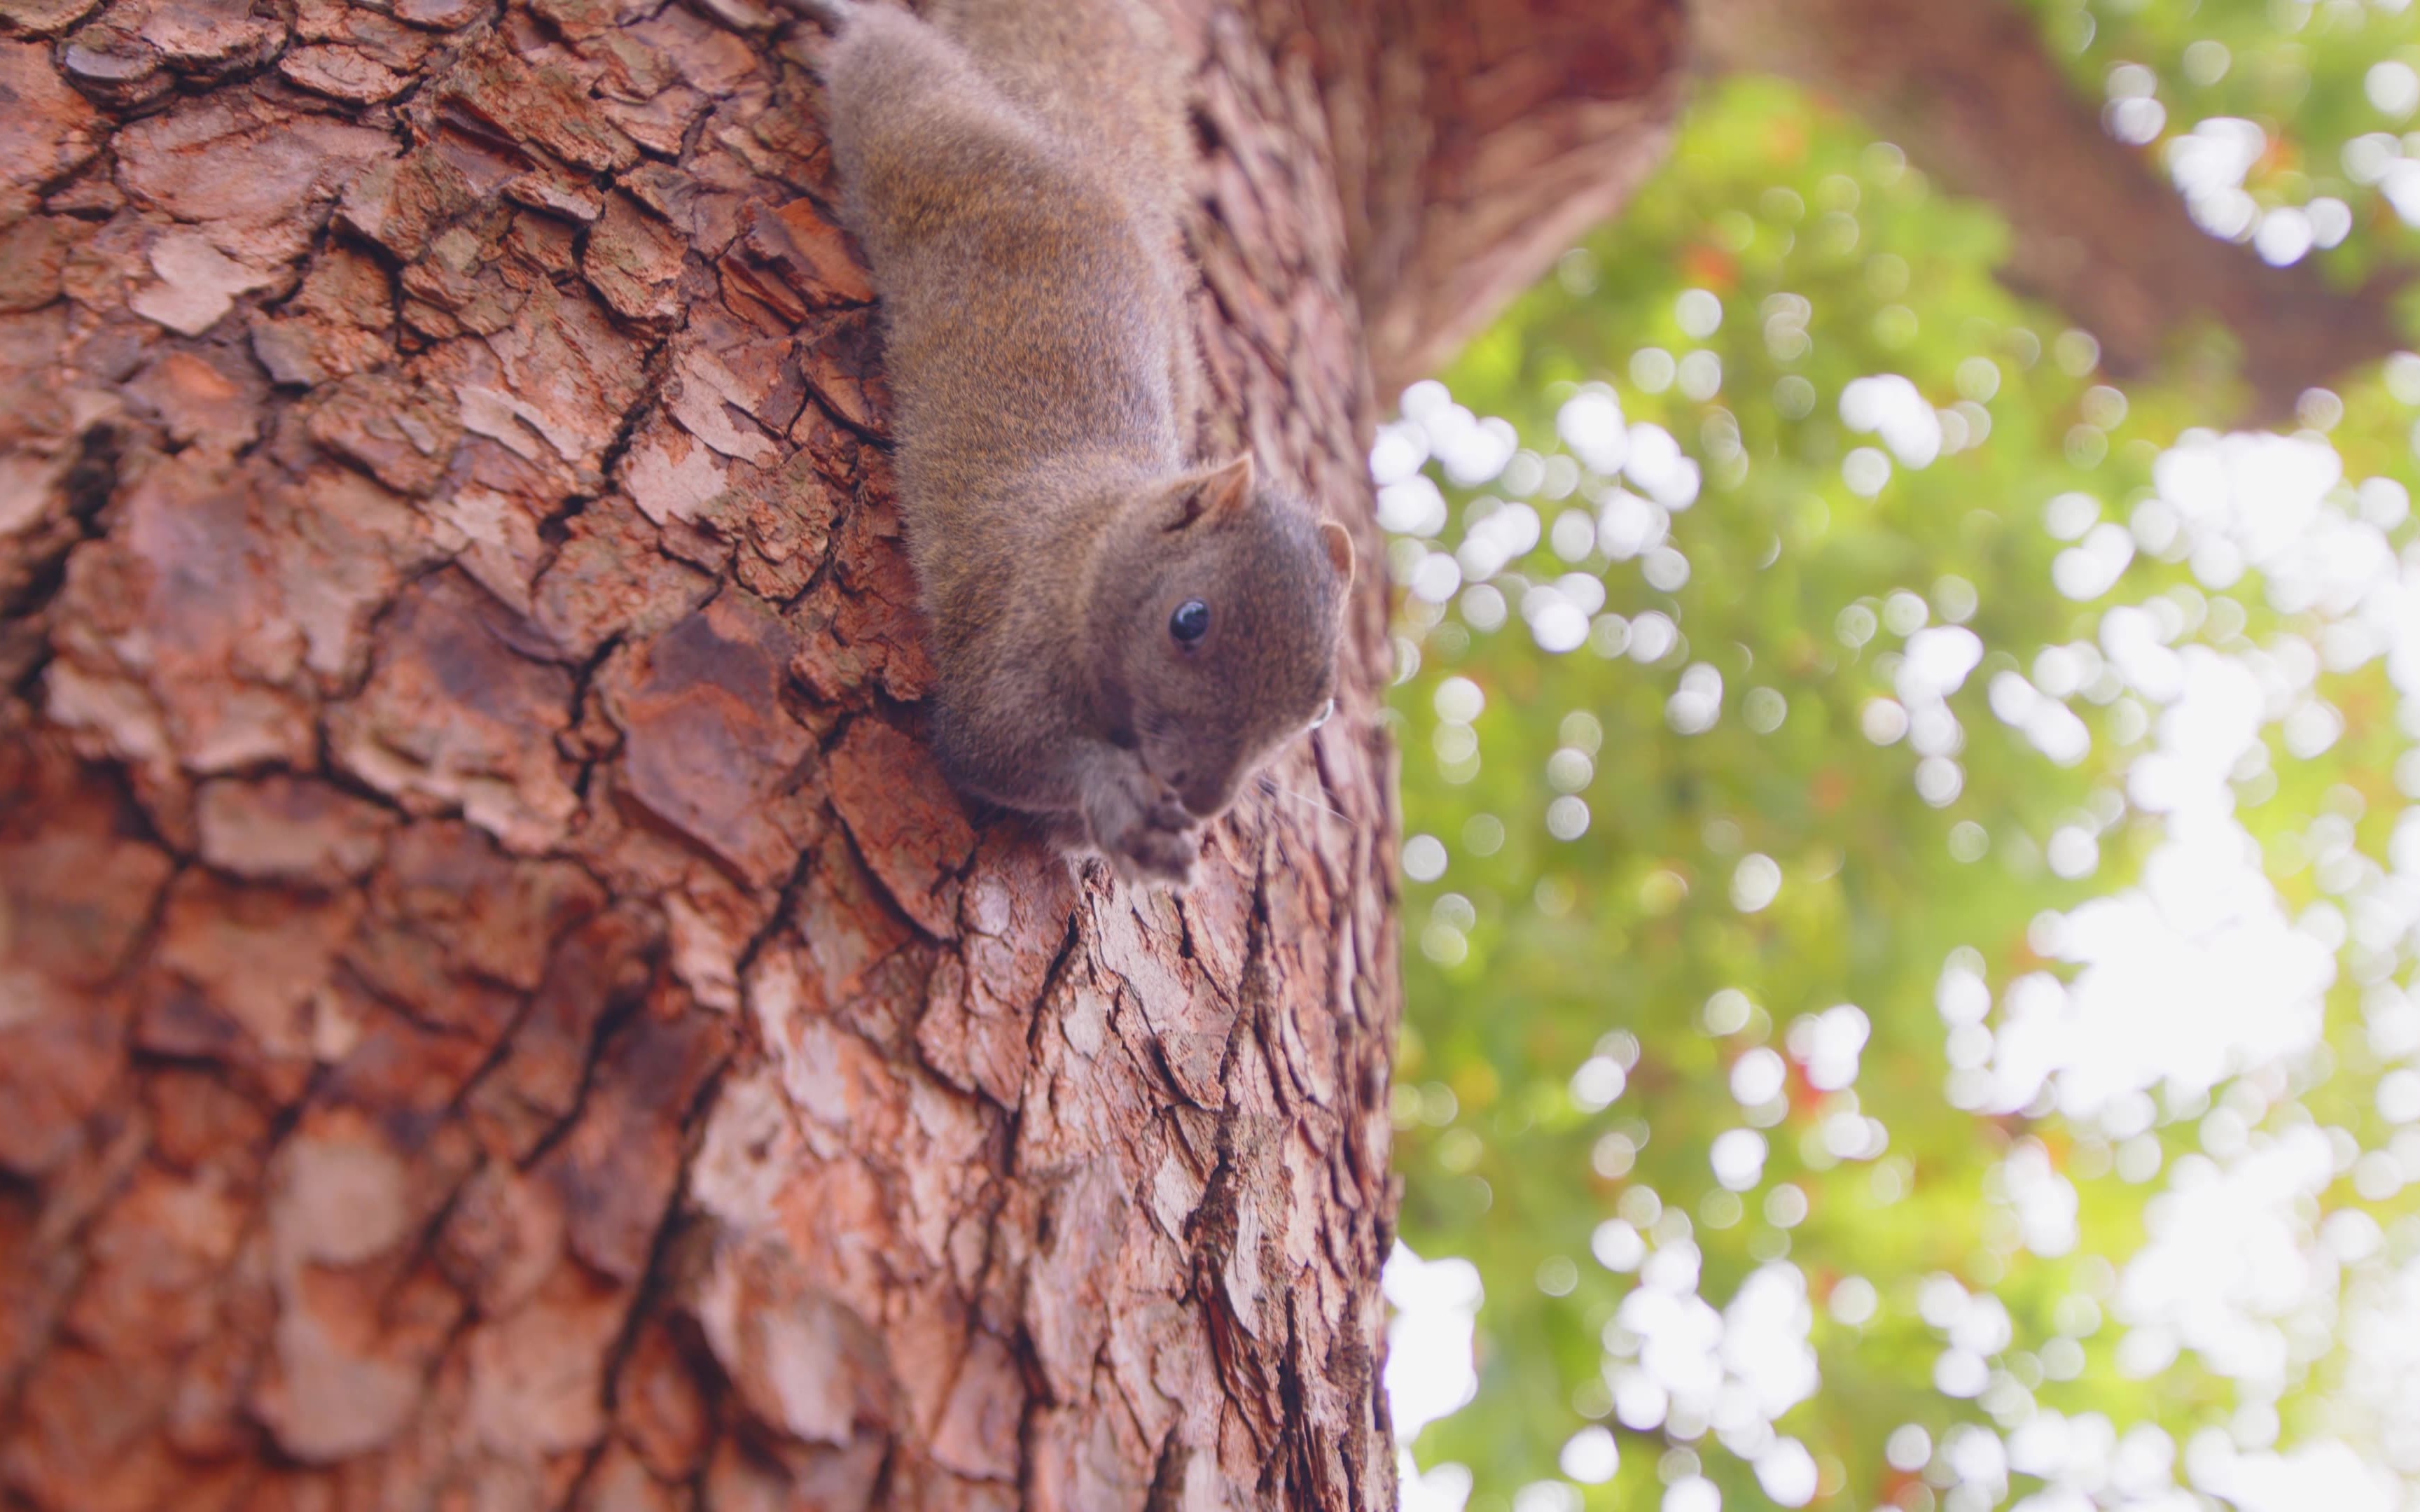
[792,0,1354,887]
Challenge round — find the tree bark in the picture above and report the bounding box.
[0,1,1676,1509]
[1307,0,1688,399]
[1695,0,2405,422]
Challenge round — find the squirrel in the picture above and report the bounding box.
[783,0,1355,888]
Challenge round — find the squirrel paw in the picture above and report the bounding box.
[1082,766,1200,888]
[765,0,851,29]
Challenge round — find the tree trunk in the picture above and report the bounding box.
[0,0,1675,1508]
[1695,0,2405,422]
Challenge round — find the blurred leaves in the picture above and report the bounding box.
[1386,41,2420,1512]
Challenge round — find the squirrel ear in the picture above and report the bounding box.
[1200,454,1254,524]
[1318,520,1355,586]
[1162,455,1256,532]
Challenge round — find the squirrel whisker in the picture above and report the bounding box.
[1256,773,1348,824]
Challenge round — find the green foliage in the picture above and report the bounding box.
[1384,32,2420,1512]
[2022,0,2420,284]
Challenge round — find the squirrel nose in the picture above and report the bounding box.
[1181,771,1239,820]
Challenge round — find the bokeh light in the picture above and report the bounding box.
[1379,3,2420,1506]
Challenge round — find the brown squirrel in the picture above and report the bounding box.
[786,0,1354,887]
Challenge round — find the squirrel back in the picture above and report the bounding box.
[802,0,1354,886]
[917,0,1195,240]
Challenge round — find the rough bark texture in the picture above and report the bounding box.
[0,0,1679,1508]
[1696,0,2405,422]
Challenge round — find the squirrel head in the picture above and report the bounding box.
[1089,454,1355,822]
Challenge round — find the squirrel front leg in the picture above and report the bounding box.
[1066,741,1199,888]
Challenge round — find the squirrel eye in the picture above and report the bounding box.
[1309,696,1335,729]
[1169,598,1211,647]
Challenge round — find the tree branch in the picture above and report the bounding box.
[1697,0,2405,421]
[1302,0,1691,397]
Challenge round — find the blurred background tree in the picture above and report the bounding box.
[1379,1,2420,1510]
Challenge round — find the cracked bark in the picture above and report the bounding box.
[1695,0,2406,423]
[0,0,1676,1508]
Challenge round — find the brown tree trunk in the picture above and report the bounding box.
[1696,0,2404,422]
[0,0,1675,1508]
